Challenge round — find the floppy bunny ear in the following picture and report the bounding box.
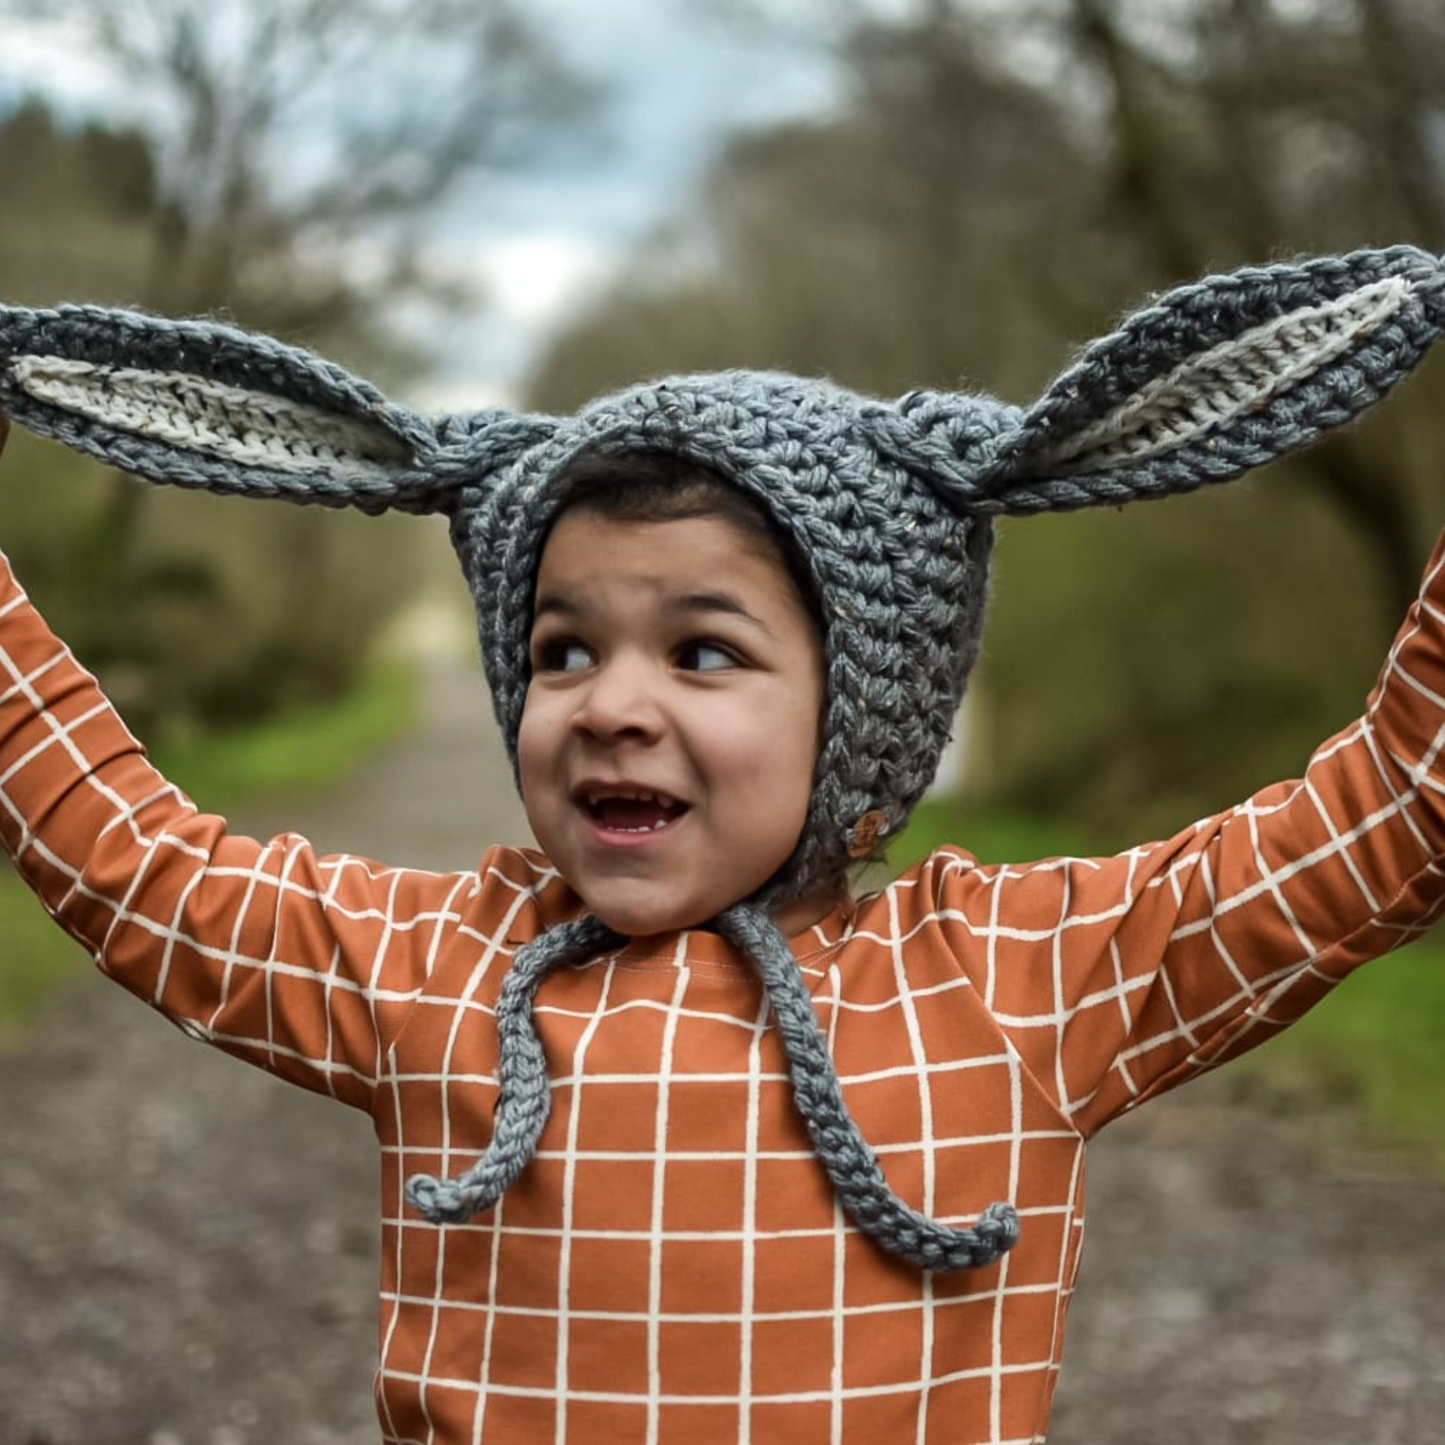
[0,303,551,515]
[963,245,1445,515]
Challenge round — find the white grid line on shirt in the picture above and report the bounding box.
[647,938,691,1445]
[9,541,1445,1445]
[739,983,771,1445]
[379,1353,1061,1404]
[554,948,622,1445]
[376,1277,1066,1323]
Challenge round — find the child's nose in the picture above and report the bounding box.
[571,656,663,740]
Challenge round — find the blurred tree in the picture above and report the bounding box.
[532,3,1103,406]
[532,0,1445,838]
[1060,0,1445,628]
[0,98,157,297]
[1,0,595,338]
[0,0,596,740]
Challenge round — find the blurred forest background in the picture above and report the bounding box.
[0,0,1443,841]
[0,0,596,739]
[3,12,1445,1436]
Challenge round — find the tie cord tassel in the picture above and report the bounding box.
[404,904,1021,1273]
[404,913,621,1227]
[715,904,1021,1271]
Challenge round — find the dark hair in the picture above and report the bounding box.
[552,448,824,637]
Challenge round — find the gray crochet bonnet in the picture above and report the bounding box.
[2,243,1442,1272]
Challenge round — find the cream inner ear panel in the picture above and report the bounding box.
[1043,275,1414,472]
[10,356,409,479]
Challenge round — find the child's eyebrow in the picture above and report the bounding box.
[674,591,765,624]
[533,588,772,632]
[671,590,785,640]
[532,591,580,622]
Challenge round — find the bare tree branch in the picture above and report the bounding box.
[683,0,869,51]
[0,0,599,321]
[1066,0,1208,280]
[1354,0,1445,241]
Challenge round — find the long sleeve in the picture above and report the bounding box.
[0,549,478,1112]
[924,529,1445,1137]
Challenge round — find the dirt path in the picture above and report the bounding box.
[2,656,1443,1445]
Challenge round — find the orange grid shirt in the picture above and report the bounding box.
[4,539,1445,1445]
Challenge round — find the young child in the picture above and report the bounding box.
[1,245,1443,1444]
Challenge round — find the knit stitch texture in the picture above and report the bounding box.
[2,244,1442,1270]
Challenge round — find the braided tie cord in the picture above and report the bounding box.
[716,903,1020,1272]
[405,914,621,1225]
[406,903,1018,1270]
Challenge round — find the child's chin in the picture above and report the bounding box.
[588,893,713,939]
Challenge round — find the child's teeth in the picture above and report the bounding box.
[586,787,678,807]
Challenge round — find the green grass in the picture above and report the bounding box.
[150,656,417,813]
[0,872,89,1036]
[889,800,1445,1166]
[1241,935,1445,1165]
[885,798,1101,873]
[0,657,417,1038]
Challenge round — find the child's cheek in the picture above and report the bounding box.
[515,693,560,819]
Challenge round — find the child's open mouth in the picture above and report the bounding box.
[580,787,690,834]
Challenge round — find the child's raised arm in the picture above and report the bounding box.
[916,526,1445,1137]
[0,411,489,1112]
[4,253,1443,1282]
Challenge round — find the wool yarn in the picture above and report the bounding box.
[3,244,1442,1270]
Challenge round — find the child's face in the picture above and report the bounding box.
[518,506,829,937]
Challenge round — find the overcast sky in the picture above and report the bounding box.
[0,1,854,405]
[420,0,848,403]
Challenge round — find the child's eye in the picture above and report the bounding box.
[678,640,739,672]
[533,638,594,673]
